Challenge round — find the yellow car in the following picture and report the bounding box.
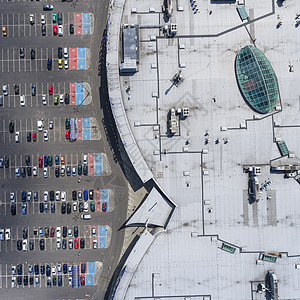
[58,59,63,69]
[2,26,7,36]
[60,156,65,164]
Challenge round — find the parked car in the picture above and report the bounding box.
[70,24,74,34]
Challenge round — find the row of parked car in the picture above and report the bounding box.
[11,262,86,288]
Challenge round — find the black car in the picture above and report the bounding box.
[74,226,78,237]
[83,165,88,176]
[24,276,28,286]
[17,264,22,275]
[43,4,53,11]
[79,202,84,212]
[25,155,31,166]
[47,278,51,288]
[78,164,82,175]
[40,239,45,250]
[51,202,55,213]
[89,189,94,200]
[80,238,85,249]
[60,227,66,239]
[66,166,71,176]
[64,93,69,105]
[29,276,34,285]
[14,84,19,95]
[29,239,34,250]
[39,203,44,213]
[21,167,26,178]
[72,190,77,201]
[62,239,67,249]
[47,58,52,70]
[9,122,14,133]
[55,167,60,178]
[58,47,62,59]
[23,228,28,239]
[42,24,46,36]
[58,275,62,287]
[46,265,50,277]
[34,192,38,201]
[45,227,49,238]
[19,47,24,58]
[31,84,36,96]
[5,157,9,168]
[34,265,39,275]
[52,276,57,286]
[30,49,35,60]
[70,24,74,34]
[50,191,54,201]
[27,132,31,142]
[41,265,45,275]
[61,203,66,214]
[27,167,32,176]
[11,204,16,216]
[63,264,68,274]
[17,276,22,286]
[57,13,62,25]
[67,203,71,214]
[22,191,26,202]
[17,240,22,251]
[81,263,86,274]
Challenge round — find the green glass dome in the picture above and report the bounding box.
[236,45,279,114]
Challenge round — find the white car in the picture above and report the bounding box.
[83,154,88,165]
[63,47,68,58]
[52,266,56,275]
[43,167,48,178]
[78,190,82,201]
[93,239,97,249]
[11,277,16,288]
[10,192,15,203]
[68,228,72,237]
[11,265,16,275]
[42,94,47,105]
[44,130,48,141]
[2,84,8,96]
[5,228,11,240]
[56,227,61,238]
[61,166,65,177]
[29,14,34,24]
[15,168,20,177]
[0,229,4,240]
[59,94,64,103]
[27,191,32,202]
[15,131,20,143]
[41,14,45,25]
[68,277,72,286]
[58,25,63,36]
[33,166,37,176]
[73,202,77,211]
[92,227,96,237]
[84,202,89,212]
[22,239,28,251]
[49,120,53,129]
[55,191,60,201]
[44,191,48,201]
[20,95,25,106]
[64,59,68,69]
[56,239,61,249]
[57,264,62,273]
[61,191,66,201]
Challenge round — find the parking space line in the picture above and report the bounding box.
[18,13,20,37]
[23,13,26,37]
[6,49,9,72]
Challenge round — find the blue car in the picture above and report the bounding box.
[44,155,48,167]
[22,191,26,202]
[51,202,55,213]
[22,203,27,215]
[45,203,49,213]
[47,58,52,70]
[55,155,59,165]
[84,190,88,201]
[58,275,62,287]
[39,203,44,213]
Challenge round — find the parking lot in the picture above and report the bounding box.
[0,0,127,298]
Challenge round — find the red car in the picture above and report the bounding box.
[38,156,43,168]
[66,131,70,139]
[102,202,107,212]
[49,86,53,95]
[50,227,55,238]
[32,133,37,142]
[53,25,58,35]
[80,275,85,286]
[74,238,79,249]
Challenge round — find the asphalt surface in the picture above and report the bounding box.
[0,1,128,299]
